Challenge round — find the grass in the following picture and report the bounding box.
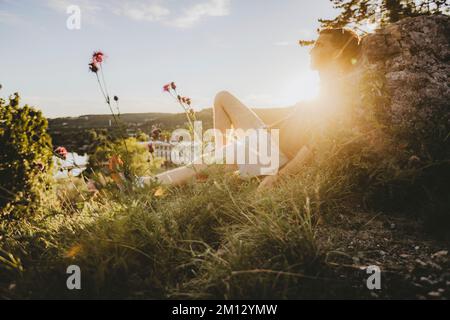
[0,152,360,299]
[1,72,449,298]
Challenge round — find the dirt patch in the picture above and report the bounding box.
[315,211,450,299]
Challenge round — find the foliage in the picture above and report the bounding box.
[0,165,333,299]
[320,0,448,30]
[163,82,198,134]
[1,16,449,298]
[88,137,162,180]
[0,93,53,218]
[47,109,214,153]
[1,83,448,297]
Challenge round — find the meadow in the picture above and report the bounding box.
[1,106,449,299]
[1,6,449,299]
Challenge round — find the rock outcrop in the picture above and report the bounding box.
[356,14,450,160]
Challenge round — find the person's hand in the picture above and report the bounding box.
[257,174,279,192]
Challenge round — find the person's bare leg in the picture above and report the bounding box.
[154,163,208,186]
[143,91,265,187]
[143,156,237,186]
[213,91,266,145]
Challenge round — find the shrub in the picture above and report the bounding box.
[88,137,162,179]
[0,93,53,218]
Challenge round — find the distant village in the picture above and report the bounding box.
[47,109,214,154]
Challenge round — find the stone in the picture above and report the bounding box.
[432,250,448,259]
[354,15,450,161]
[427,291,441,298]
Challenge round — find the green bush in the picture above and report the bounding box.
[0,93,53,218]
[88,137,162,180]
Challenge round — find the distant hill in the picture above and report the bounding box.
[47,109,214,153]
[47,107,294,130]
[47,107,294,153]
[48,109,214,131]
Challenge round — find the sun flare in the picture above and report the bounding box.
[281,71,320,105]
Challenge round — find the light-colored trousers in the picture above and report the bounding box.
[144,91,291,186]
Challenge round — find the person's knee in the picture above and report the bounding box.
[214,90,232,107]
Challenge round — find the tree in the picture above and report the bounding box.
[320,0,448,30]
[0,93,53,218]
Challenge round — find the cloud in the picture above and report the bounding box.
[170,0,231,28]
[45,0,103,25]
[46,0,101,14]
[273,41,292,47]
[0,10,21,25]
[113,2,170,22]
[46,0,169,26]
[44,0,230,28]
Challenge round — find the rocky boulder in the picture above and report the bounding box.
[356,14,450,161]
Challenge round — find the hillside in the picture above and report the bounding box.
[1,15,449,300]
[47,107,293,152]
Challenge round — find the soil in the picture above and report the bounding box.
[314,211,450,299]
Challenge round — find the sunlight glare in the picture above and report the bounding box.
[280,71,320,105]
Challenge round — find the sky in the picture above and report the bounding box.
[0,0,338,118]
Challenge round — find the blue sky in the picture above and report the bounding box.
[0,0,338,117]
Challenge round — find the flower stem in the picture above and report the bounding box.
[96,71,132,180]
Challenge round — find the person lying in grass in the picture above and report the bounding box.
[144,28,361,190]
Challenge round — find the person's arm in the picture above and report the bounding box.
[257,146,313,191]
